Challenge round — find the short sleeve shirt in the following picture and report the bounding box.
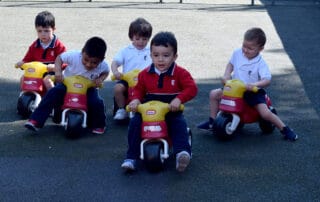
[230,48,272,84]
[61,50,109,80]
[113,44,151,73]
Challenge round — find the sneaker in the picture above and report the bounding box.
[121,159,136,172]
[113,108,128,120]
[24,119,39,132]
[197,117,214,131]
[176,151,191,172]
[92,127,106,135]
[281,126,298,141]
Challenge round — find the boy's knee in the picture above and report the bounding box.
[210,89,222,100]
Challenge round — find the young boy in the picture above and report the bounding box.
[16,10,66,90]
[24,36,109,135]
[111,17,153,120]
[121,31,198,172]
[197,27,298,141]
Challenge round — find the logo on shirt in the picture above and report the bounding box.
[171,80,175,86]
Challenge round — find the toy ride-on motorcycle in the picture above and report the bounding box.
[15,61,48,118]
[59,75,98,138]
[214,79,277,140]
[111,69,140,118]
[127,100,192,172]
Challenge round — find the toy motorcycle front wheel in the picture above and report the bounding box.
[214,113,235,140]
[144,142,165,172]
[65,111,84,139]
[17,93,36,118]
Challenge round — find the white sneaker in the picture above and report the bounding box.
[121,159,136,172]
[113,108,128,120]
[176,151,191,172]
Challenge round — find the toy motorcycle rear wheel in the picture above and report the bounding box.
[65,111,84,139]
[214,113,235,140]
[259,107,277,134]
[144,142,165,172]
[17,93,36,118]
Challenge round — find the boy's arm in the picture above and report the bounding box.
[94,71,109,87]
[111,61,122,79]
[54,55,63,83]
[221,62,233,85]
[175,70,198,104]
[247,79,271,90]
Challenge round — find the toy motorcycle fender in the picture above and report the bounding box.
[127,101,191,171]
[214,79,277,140]
[15,62,48,118]
[59,75,98,138]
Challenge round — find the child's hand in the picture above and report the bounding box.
[114,72,123,80]
[221,76,230,85]
[15,61,23,69]
[169,98,182,112]
[47,64,55,72]
[246,84,258,92]
[128,99,141,112]
[94,78,104,88]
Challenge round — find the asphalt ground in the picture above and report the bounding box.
[0,0,319,201]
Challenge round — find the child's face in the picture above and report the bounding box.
[36,26,55,45]
[132,35,150,50]
[242,39,263,59]
[151,45,177,72]
[81,52,102,71]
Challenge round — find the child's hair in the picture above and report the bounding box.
[35,11,55,28]
[150,31,177,55]
[128,17,153,40]
[82,36,107,60]
[244,27,266,47]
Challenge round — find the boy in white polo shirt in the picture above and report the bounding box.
[111,17,152,121]
[197,27,298,141]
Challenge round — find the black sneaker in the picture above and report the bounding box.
[197,117,214,131]
[281,126,298,141]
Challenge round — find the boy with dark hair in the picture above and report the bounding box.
[197,27,298,141]
[16,10,66,90]
[121,31,198,172]
[25,36,109,135]
[111,17,153,120]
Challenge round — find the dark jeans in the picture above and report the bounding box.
[30,83,106,128]
[126,112,191,159]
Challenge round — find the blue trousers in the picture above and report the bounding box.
[126,112,191,159]
[30,83,106,128]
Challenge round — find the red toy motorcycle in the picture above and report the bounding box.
[15,62,48,118]
[214,79,277,140]
[59,75,98,138]
[127,100,192,172]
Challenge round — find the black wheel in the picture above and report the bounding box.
[259,107,277,134]
[214,113,235,140]
[65,111,84,139]
[17,93,36,118]
[144,142,165,172]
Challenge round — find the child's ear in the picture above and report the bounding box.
[259,46,264,52]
